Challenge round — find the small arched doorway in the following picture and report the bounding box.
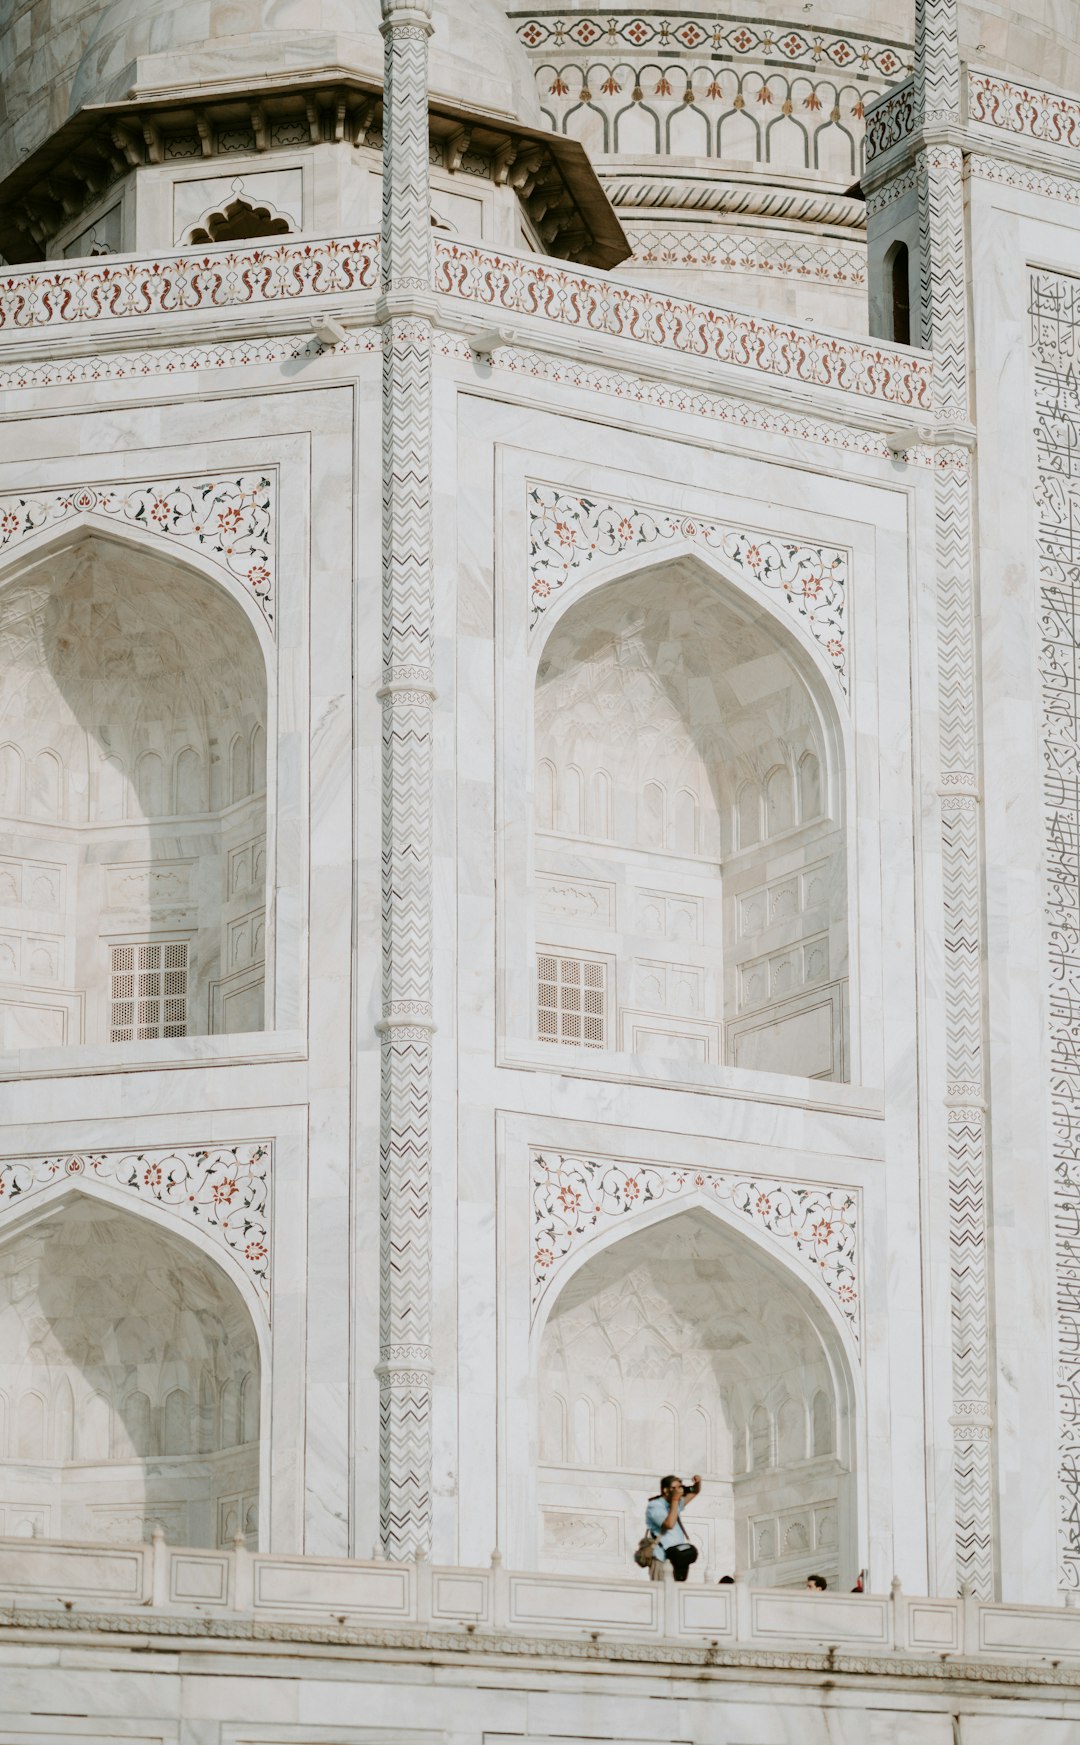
[535,1207,856,1585]
[0,1194,262,1546]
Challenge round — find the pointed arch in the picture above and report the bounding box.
[530,1199,860,1584]
[0,509,273,666]
[0,519,272,1048]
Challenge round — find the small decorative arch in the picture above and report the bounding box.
[188,197,292,246]
[885,240,911,347]
[764,762,795,836]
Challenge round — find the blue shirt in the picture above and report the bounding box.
[645,1494,688,1561]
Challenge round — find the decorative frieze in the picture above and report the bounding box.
[969,154,1080,207]
[969,71,1080,151]
[435,239,933,406]
[0,475,276,626]
[0,236,379,334]
[527,483,848,687]
[863,78,917,164]
[531,1149,860,1339]
[0,1143,271,1306]
[513,11,910,79]
[625,226,866,289]
[0,231,934,409]
[1029,267,1080,1593]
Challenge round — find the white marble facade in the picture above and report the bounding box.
[2,0,1080,1737]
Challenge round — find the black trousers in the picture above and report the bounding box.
[665,1544,698,1583]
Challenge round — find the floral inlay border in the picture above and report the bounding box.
[436,238,933,409]
[531,1149,860,1343]
[0,1142,271,1309]
[513,11,911,79]
[0,475,276,628]
[528,483,848,689]
[969,70,1080,152]
[0,235,379,334]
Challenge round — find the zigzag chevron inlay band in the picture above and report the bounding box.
[378,0,436,1562]
[913,8,995,1594]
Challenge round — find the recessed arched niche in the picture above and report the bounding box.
[0,1196,261,1547]
[0,531,269,1049]
[535,1208,856,1584]
[531,557,848,1080]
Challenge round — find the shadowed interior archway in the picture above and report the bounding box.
[535,1206,857,1586]
[0,527,268,1049]
[530,554,849,1081]
[0,1193,261,1547]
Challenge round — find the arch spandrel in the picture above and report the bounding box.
[0,475,277,636]
[0,1143,272,1327]
[526,482,850,701]
[530,1147,861,1365]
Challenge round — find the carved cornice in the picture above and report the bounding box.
[0,77,627,270]
[3,1604,1080,1686]
[606,175,866,231]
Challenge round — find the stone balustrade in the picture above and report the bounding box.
[0,231,935,410]
[2,1534,1080,1667]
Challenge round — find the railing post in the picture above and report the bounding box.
[491,1548,509,1632]
[415,1548,432,1626]
[961,1580,979,1656]
[232,1534,254,1613]
[150,1523,168,1609]
[735,1570,753,1646]
[890,1574,903,1652]
[662,1561,680,1638]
